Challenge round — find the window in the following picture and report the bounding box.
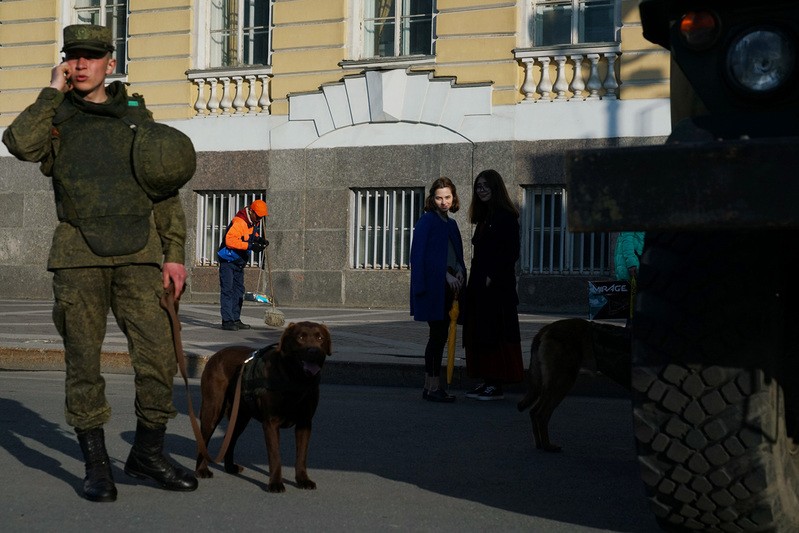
[532,0,617,47]
[521,186,611,275]
[74,0,127,75]
[351,188,424,269]
[363,0,434,58]
[208,0,272,68]
[196,191,266,267]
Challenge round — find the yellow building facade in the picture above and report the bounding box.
[0,0,669,122]
[0,0,673,311]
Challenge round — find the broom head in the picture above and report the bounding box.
[264,306,285,327]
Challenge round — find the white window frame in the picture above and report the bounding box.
[195,191,266,267]
[530,0,620,48]
[64,1,128,76]
[349,0,435,61]
[197,0,273,69]
[351,187,424,270]
[521,186,612,275]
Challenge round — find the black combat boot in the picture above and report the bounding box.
[76,427,117,502]
[124,421,198,491]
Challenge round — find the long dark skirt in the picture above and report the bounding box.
[463,292,524,384]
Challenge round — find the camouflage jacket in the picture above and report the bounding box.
[2,84,186,269]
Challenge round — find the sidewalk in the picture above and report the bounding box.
[0,299,627,395]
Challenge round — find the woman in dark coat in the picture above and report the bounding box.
[410,177,467,403]
[463,169,524,400]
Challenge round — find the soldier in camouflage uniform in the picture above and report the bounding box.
[2,25,198,501]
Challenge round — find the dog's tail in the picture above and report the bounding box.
[517,330,544,412]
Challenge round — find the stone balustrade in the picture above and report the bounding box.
[514,44,621,102]
[186,66,272,116]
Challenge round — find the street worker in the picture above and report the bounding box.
[217,199,269,330]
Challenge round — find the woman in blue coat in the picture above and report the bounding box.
[410,177,467,403]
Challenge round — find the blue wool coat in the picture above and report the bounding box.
[409,211,466,322]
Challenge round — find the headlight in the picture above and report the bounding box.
[727,27,795,94]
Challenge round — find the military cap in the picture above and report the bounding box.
[61,24,115,53]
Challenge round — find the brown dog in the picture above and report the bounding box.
[517,318,631,452]
[195,321,332,492]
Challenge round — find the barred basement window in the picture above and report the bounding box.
[351,187,424,269]
[196,191,265,267]
[521,186,611,275]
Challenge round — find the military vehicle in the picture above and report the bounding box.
[566,1,799,531]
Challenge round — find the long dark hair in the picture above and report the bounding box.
[423,177,460,213]
[468,169,519,223]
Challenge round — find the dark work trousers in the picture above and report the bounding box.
[52,265,177,430]
[219,260,245,323]
[424,319,449,377]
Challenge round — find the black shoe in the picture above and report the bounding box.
[422,389,429,399]
[477,385,504,401]
[426,389,455,403]
[465,383,486,399]
[234,320,251,330]
[222,321,238,331]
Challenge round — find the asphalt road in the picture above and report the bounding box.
[0,370,661,532]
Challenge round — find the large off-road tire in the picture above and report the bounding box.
[632,231,799,532]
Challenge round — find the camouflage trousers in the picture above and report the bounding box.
[52,265,178,430]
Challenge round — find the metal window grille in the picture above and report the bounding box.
[351,187,424,269]
[196,191,265,267]
[521,186,612,275]
[74,0,128,74]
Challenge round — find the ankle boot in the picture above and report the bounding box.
[124,421,198,492]
[76,427,117,502]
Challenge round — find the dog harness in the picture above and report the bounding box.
[240,344,319,413]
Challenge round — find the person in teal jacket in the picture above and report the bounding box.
[410,177,466,403]
[614,232,645,281]
[614,231,645,327]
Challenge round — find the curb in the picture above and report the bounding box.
[0,347,630,399]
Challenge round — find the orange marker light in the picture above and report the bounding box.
[680,10,719,48]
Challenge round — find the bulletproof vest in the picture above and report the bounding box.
[51,85,154,257]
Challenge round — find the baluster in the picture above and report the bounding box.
[538,56,553,101]
[585,54,602,100]
[245,75,259,113]
[603,53,619,99]
[232,76,246,114]
[552,55,569,100]
[193,78,208,116]
[207,78,221,115]
[218,77,233,114]
[570,54,586,100]
[521,59,537,101]
[257,74,271,113]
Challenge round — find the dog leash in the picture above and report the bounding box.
[160,283,245,466]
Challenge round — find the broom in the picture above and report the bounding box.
[263,244,285,327]
[244,222,271,305]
